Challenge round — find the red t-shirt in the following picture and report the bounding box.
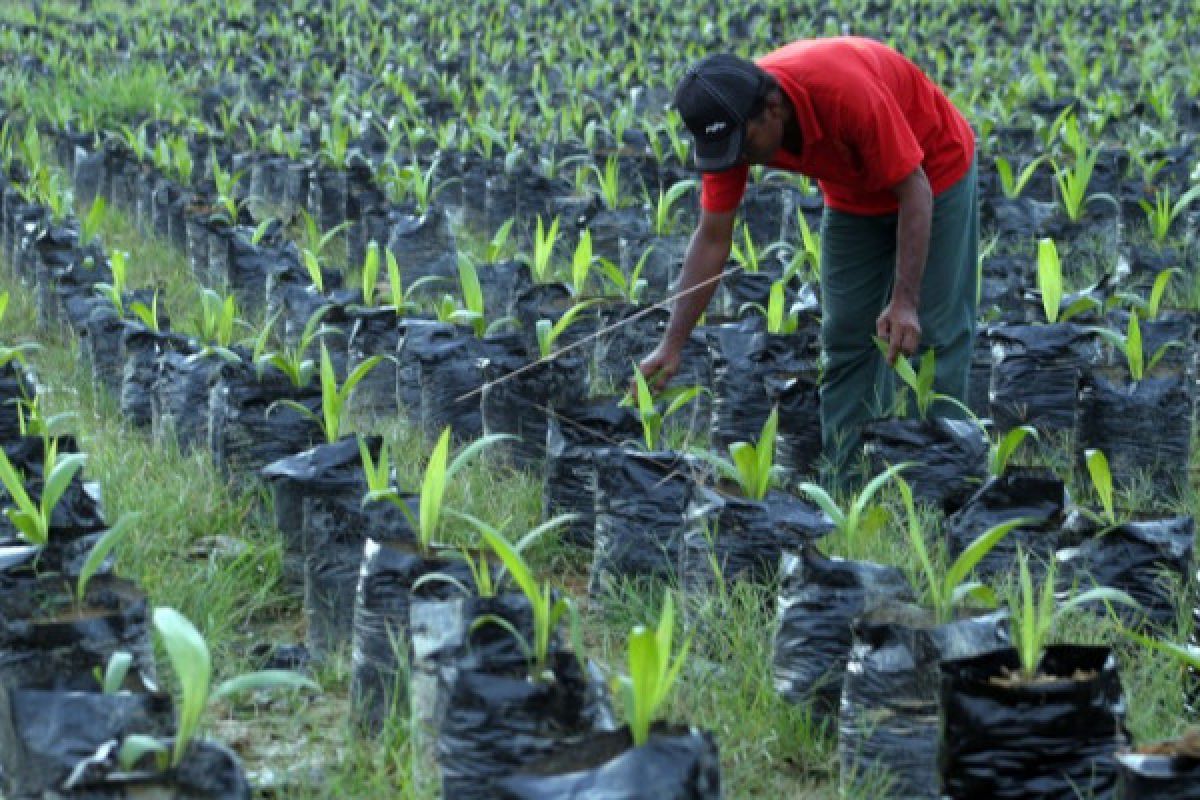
[700,37,975,216]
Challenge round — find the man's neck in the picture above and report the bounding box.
[781,96,804,156]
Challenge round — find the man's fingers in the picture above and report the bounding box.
[876,314,890,339]
[886,334,901,366]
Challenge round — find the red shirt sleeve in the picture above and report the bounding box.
[837,81,924,192]
[700,164,750,213]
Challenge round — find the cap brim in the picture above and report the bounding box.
[693,127,745,172]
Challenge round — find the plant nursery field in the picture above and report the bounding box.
[0,0,1197,797]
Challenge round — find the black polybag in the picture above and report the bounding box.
[59,737,253,799]
[708,319,816,451]
[0,687,172,797]
[0,576,157,695]
[207,362,322,477]
[944,467,1072,583]
[481,342,589,469]
[839,605,1010,800]
[1116,749,1200,799]
[436,653,615,800]
[543,399,644,547]
[0,360,33,442]
[120,327,191,429]
[495,726,722,800]
[1056,515,1195,631]
[680,487,834,594]
[988,322,1099,433]
[394,317,448,416]
[152,347,222,454]
[764,372,822,479]
[772,547,915,721]
[349,540,474,732]
[939,645,1128,800]
[407,324,491,441]
[345,307,404,415]
[1077,371,1193,496]
[589,449,706,595]
[860,417,988,513]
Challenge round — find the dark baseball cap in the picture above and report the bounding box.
[673,53,769,172]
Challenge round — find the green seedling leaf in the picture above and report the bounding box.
[1084,448,1115,525]
[211,669,318,701]
[103,651,133,695]
[77,513,140,602]
[1037,238,1063,324]
[152,607,211,767]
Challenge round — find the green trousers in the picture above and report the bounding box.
[819,158,979,483]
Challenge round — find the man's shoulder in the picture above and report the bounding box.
[758,37,877,88]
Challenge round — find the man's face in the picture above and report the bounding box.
[739,96,784,166]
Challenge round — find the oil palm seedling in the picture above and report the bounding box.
[1087,312,1180,382]
[364,426,512,556]
[535,298,599,359]
[118,607,317,770]
[994,154,1048,200]
[873,342,974,421]
[271,344,383,444]
[297,210,350,271]
[1008,547,1136,680]
[897,476,1026,623]
[987,424,1039,477]
[617,592,691,746]
[253,307,334,388]
[797,462,909,544]
[94,249,130,317]
[596,248,651,305]
[730,221,763,273]
[1035,238,1099,324]
[1082,448,1120,527]
[692,407,782,501]
[743,278,801,335]
[0,436,86,546]
[625,368,707,451]
[524,214,562,284]
[650,180,697,237]
[79,196,108,247]
[1139,185,1200,244]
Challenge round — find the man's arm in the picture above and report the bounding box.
[877,166,933,365]
[637,207,736,389]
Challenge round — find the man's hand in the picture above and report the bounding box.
[876,301,921,365]
[634,342,682,396]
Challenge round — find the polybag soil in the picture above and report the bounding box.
[772,547,915,722]
[495,725,722,800]
[860,417,989,513]
[589,449,706,595]
[987,322,1099,433]
[436,652,615,800]
[939,645,1128,800]
[839,605,1009,800]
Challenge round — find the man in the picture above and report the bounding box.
[637,36,978,482]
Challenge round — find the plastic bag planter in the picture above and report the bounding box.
[345,308,405,416]
[260,436,403,598]
[860,417,988,514]
[309,164,349,235]
[589,449,708,596]
[152,346,225,454]
[944,467,1073,584]
[496,725,722,800]
[80,303,134,396]
[772,546,915,725]
[408,325,499,442]
[1057,515,1195,631]
[0,683,172,798]
[680,487,834,597]
[592,305,712,403]
[58,738,252,799]
[35,239,110,335]
[121,327,192,429]
[0,360,34,443]
[987,323,1100,434]
[350,539,474,733]
[384,206,459,293]
[409,591,536,741]
[0,575,156,696]
[1116,743,1200,799]
[543,399,643,547]
[436,652,616,800]
[708,319,818,452]
[939,645,1128,800]
[481,342,590,470]
[1076,370,1194,497]
[207,362,323,477]
[839,605,1009,800]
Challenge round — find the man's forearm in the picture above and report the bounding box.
[663,229,728,350]
[892,188,932,309]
